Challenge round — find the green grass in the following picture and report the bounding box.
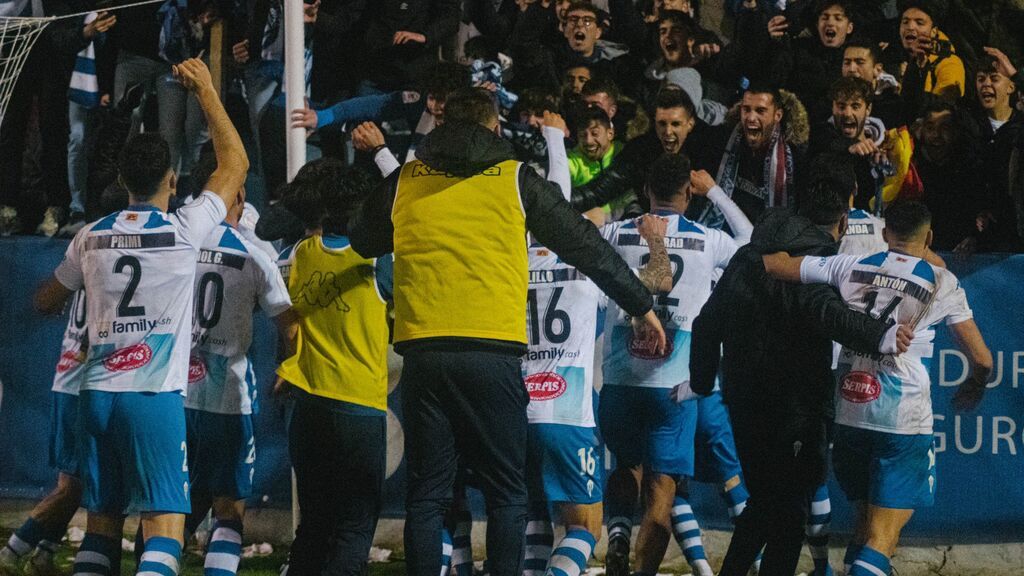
[0,529,407,576]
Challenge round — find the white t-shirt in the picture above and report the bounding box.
[801,251,973,434]
[54,192,227,394]
[601,212,738,397]
[187,224,292,415]
[524,245,607,427]
[51,290,88,395]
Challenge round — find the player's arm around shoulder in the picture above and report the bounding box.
[349,170,398,259]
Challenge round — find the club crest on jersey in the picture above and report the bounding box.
[188,355,207,383]
[104,343,153,372]
[524,372,567,401]
[628,333,674,360]
[126,213,138,221]
[56,350,82,373]
[840,371,881,403]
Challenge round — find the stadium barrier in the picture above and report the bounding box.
[1,237,1022,542]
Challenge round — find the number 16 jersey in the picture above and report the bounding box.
[54,192,227,394]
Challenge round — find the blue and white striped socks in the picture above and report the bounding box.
[806,484,832,576]
[451,509,473,576]
[670,496,713,576]
[3,517,46,560]
[848,545,890,576]
[844,543,864,575]
[72,533,120,576]
[721,480,749,522]
[546,529,595,576]
[524,504,554,576]
[137,536,182,576]
[204,520,243,576]
[440,528,453,576]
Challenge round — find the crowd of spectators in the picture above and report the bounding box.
[1,0,1023,253]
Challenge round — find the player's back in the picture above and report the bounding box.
[602,213,737,392]
[60,194,225,394]
[840,209,886,256]
[524,245,605,427]
[188,225,290,415]
[829,251,972,434]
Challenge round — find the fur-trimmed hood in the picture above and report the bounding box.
[723,90,810,147]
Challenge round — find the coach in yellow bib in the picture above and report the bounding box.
[350,88,663,576]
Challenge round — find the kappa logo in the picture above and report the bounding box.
[188,355,207,383]
[524,372,567,401]
[411,164,503,178]
[297,271,351,312]
[840,371,881,403]
[104,343,153,372]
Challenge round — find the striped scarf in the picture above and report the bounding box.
[68,12,100,109]
[699,123,793,230]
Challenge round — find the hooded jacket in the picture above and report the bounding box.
[690,208,891,416]
[349,120,653,353]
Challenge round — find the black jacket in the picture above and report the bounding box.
[349,121,654,352]
[359,0,460,90]
[690,208,891,417]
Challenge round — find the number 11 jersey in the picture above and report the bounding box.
[54,192,227,394]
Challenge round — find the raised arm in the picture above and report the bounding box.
[690,170,753,244]
[173,58,248,206]
[542,112,571,201]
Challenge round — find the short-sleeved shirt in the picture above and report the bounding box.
[52,290,88,395]
[524,245,607,427]
[801,251,973,434]
[54,192,227,394]
[601,212,738,396]
[840,209,887,256]
[187,224,292,415]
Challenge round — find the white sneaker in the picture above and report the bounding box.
[0,206,20,236]
[36,207,64,238]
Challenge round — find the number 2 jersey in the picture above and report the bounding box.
[601,213,739,395]
[801,251,973,434]
[524,245,607,427]
[54,192,227,394]
[188,224,291,415]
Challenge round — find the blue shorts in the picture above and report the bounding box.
[49,391,80,477]
[832,424,936,509]
[79,390,191,515]
[527,424,603,505]
[185,409,255,500]
[693,391,742,484]
[598,386,697,477]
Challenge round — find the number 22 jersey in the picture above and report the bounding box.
[54,192,227,394]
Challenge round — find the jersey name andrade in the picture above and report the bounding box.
[616,233,705,252]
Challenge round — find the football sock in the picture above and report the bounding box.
[546,528,595,576]
[849,545,890,576]
[524,503,553,576]
[670,495,713,576]
[72,533,120,576]
[806,484,832,576]
[137,536,182,576]
[451,508,473,576]
[204,519,243,576]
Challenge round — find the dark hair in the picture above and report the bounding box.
[814,0,851,17]
[282,158,375,234]
[646,153,692,202]
[565,1,600,20]
[654,86,696,119]
[462,36,499,63]
[743,82,783,109]
[898,0,944,25]
[574,104,612,133]
[580,75,620,102]
[844,36,883,64]
[657,9,697,35]
[515,87,562,116]
[118,133,171,200]
[422,62,470,101]
[797,178,848,226]
[806,153,856,200]
[444,87,500,126]
[884,200,931,239]
[829,76,873,104]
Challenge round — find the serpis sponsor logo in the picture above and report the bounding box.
[841,371,881,403]
[525,372,567,401]
[188,355,207,384]
[628,333,674,360]
[103,343,153,372]
[56,350,82,373]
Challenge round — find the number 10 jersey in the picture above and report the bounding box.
[54,193,227,395]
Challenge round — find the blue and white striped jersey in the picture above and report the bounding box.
[54,192,227,394]
[524,245,607,427]
[601,212,738,396]
[187,224,291,415]
[801,251,973,434]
